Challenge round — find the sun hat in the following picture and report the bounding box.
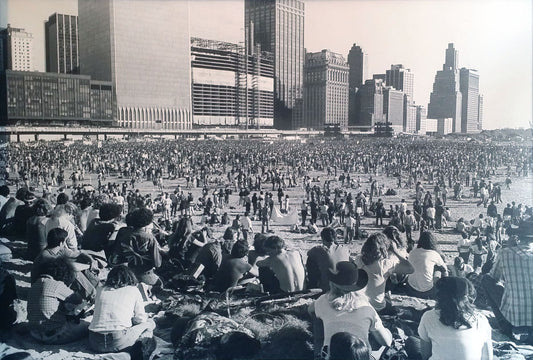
[328,261,368,292]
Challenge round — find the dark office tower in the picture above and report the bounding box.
[45,13,79,74]
[245,0,305,130]
[347,43,367,126]
[357,79,385,130]
[427,43,462,132]
[385,64,414,98]
[459,68,480,133]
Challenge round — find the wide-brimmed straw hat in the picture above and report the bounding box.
[328,261,368,292]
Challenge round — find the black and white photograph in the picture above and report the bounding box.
[0,0,531,359]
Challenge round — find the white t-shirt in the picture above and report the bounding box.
[407,248,446,292]
[418,309,493,360]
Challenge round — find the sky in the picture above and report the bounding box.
[1,0,532,130]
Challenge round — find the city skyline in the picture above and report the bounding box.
[1,0,531,130]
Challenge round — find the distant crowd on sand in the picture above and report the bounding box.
[0,137,531,360]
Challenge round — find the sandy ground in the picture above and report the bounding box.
[1,162,532,359]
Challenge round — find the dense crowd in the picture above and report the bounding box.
[0,137,531,360]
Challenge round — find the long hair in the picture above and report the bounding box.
[383,225,406,249]
[361,233,389,266]
[105,265,138,289]
[435,277,477,329]
[327,282,366,312]
[417,231,439,251]
[329,332,370,360]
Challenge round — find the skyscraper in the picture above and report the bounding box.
[427,43,462,132]
[459,68,480,133]
[78,0,192,129]
[245,0,305,130]
[477,94,483,131]
[385,64,414,99]
[0,24,33,71]
[45,13,79,74]
[347,43,367,126]
[303,49,349,130]
[383,87,404,133]
[358,79,385,129]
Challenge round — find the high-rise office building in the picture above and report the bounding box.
[459,67,480,133]
[404,97,417,133]
[190,37,274,128]
[303,49,349,130]
[78,0,192,129]
[245,0,305,129]
[383,87,404,133]
[385,64,414,99]
[358,79,384,130]
[416,105,427,134]
[347,43,368,126]
[45,13,79,74]
[427,43,462,132]
[0,25,33,71]
[477,94,483,131]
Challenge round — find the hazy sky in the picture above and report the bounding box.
[2,0,531,130]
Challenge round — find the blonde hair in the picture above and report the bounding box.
[328,282,367,312]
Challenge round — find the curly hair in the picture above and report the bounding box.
[435,277,477,329]
[383,225,406,249]
[417,231,439,251]
[105,265,138,289]
[128,207,153,228]
[32,198,52,217]
[361,233,390,266]
[35,256,76,285]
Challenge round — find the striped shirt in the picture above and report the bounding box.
[490,244,533,326]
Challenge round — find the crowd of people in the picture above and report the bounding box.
[0,136,531,360]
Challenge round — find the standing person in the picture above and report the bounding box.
[407,277,493,360]
[470,236,488,273]
[375,199,385,227]
[89,265,156,355]
[239,212,254,242]
[403,210,416,252]
[407,231,448,299]
[261,202,270,234]
[457,232,472,265]
[307,227,350,292]
[308,261,392,360]
[300,200,308,227]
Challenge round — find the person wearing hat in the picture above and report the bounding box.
[406,277,492,360]
[481,219,533,338]
[112,208,162,286]
[308,261,392,360]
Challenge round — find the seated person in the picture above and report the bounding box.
[82,202,125,259]
[32,228,98,300]
[309,261,392,360]
[407,231,448,299]
[0,259,17,330]
[329,332,371,360]
[211,240,253,292]
[354,232,413,312]
[26,198,52,261]
[256,236,306,293]
[406,277,492,360]
[482,219,533,338]
[194,227,236,282]
[27,257,89,344]
[89,265,156,354]
[448,257,474,278]
[112,208,163,286]
[307,227,350,292]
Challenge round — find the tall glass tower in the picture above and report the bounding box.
[245,0,305,130]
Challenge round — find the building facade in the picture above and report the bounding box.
[416,105,427,134]
[459,67,480,133]
[383,87,404,133]
[191,37,274,128]
[303,49,349,130]
[477,94,483,131]
[404,100,417,133]
[0,70,114,126]
[245,0,305,129]
[385,64,413,98]
[0,25,33,71]
[45,13,79,74]
[347,43,367,127]
[78,0,192,129]
[427,43,462,132]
